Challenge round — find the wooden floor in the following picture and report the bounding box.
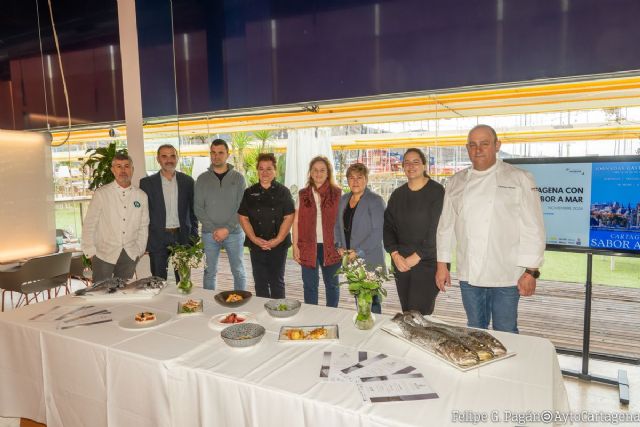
[194,253,640,360]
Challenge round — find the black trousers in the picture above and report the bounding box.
[249,246,287,299]
[148,230,180,281]
[392,261,439,315]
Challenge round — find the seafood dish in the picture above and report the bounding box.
[390,311,508,368]
[74,276,167,300]
[74,277,127,296]
[278,325,339,341]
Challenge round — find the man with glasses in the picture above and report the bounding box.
[435,125,545,333]
[194,139,247,291]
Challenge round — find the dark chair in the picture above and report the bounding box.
[69,255,92,288]
[0,252,72,312]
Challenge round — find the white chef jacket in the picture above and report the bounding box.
[436,159,545,287]
[82,181,150,264]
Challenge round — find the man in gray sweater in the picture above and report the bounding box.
[195,139,247,290]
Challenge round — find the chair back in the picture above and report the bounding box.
[0,252,72,293]
[69,255,86,278]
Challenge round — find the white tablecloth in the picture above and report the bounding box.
[0,287,569,427]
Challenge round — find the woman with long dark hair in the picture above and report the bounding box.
[383,148,444,315]
[292,156,342,307]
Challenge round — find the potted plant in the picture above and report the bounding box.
[83,142,128,190]
[337,253,388,330]
[169,238,204,294]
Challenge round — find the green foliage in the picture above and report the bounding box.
[244,148,260,185]
[277,154,286,183]
[337,253,389,301]
[169,237,205,270]
[230,132,252,175]
[83,142,127,190]
[253,129,274,152]
[180,157,194,177]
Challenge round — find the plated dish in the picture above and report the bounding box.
[119,311,172,330]
[208,312,255,330]
[214,290,253,308]
[177,298,203,314]
[278,324,339,342]
[264,298,301,318]
[220,323,266,348]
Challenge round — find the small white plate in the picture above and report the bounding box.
[118,312,173,330]
[208,312,255,330]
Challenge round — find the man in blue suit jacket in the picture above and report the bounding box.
[140,144,198,279]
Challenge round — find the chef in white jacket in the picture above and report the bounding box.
[435,125,545,333]
[82,153,149,283]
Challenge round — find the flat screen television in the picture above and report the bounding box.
[505,156,640,255]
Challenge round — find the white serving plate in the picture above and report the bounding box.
[278,324,339,342]
[380,322,516,372]
[118,311,173,330]
[208,312,256,330]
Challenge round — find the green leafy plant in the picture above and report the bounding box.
[244,148,260,185]
[169,238,205,294]
[230,132,252,175]
[276,153,286,183]
[253,129,274,152]
[169,238,205,271]
[337,253,388,326]
[83,142,128,190]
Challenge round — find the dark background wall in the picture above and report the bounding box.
[0,0,123,130]
[139,0,640,117]
[2,0,640,129]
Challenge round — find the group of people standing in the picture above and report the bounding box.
[82,124,545,333]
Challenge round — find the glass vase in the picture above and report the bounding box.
[354,294,374,330]
[176,265,193,294]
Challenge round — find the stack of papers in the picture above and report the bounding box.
[29,305,113,330]
[320,351,438,403]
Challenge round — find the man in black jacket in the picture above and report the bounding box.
[140,144,198,279]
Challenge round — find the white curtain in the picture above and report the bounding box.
[284,128,334,198]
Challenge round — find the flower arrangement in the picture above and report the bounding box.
[169,238,204,294]
[337,253,388,329]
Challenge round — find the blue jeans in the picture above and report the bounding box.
[202,230,247,291]
[459,281,520,334]
[302,243,340,307]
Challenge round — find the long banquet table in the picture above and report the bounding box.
[0,286,569,426]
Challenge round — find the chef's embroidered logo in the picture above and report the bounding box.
[134,201,141,208]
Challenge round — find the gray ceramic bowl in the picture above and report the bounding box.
[220,323,266,348]
[264,298,301,318]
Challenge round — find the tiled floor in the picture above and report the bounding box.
[1,255,637,426]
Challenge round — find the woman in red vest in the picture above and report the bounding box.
[292,156,342,307]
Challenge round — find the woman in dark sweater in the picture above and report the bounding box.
[383,148,444,315]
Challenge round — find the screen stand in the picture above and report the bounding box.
[560,253,630,404]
